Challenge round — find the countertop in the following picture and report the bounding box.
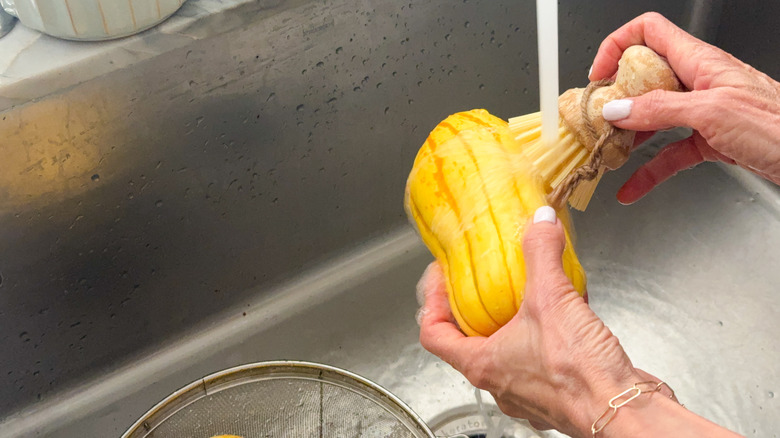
[0,0,285,112]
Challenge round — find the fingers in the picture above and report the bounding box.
[521,207,575,304]
[416,262,450,325]
[601,89,725,135]
[632,131,657,149]
[601,89,691,131]
[417,262,483,369]
[616,134,719,204]
[589,12,709,89]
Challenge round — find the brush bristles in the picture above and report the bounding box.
[508,111,599,211]
[567,167,604,211]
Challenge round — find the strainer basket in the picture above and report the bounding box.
[123,360,435,438]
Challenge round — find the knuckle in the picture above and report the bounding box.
[640,89,669,117]
[640,11,666,23]
[523,227,561,252]
[418,329,434,352]
[527,281,577,315]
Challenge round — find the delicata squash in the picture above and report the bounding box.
[404,109,586,336]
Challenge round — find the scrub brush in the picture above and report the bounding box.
[508,45,683,210]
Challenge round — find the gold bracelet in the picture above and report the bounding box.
[591,381,679,436]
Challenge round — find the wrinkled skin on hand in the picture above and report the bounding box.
[589,12,780,204]
[417,217,654,437]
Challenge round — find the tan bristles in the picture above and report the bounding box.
[567,167,604,211]
[508,111,600,210]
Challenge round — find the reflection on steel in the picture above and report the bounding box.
[0,1,777,437]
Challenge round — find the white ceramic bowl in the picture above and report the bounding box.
[0,0,186,40]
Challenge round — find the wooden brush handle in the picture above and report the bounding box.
[558,45,683,170]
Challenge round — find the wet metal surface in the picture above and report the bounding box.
[4,137,779,438]
[1,0,778,437]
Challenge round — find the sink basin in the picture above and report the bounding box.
[4,132,779,437]
[0,0,778,436]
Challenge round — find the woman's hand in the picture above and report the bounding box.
[418,207,743,438]
[417,207,647,436]
[589,12,780,204]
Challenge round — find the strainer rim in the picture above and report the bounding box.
[121,360,435,438]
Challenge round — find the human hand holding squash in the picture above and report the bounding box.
[404,109,587,336]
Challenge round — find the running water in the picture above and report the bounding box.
[475,387,508,438]
[536,0,560,147]
[475,7,561,437]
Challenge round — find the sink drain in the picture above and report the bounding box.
[428,404,544,438]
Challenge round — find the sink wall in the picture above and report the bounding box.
[2,0,776,436]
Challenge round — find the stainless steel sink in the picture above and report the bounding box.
[1,0,778,437]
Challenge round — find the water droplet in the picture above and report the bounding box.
[464,21,470,28]
[479,84,485,90]
[19,331,27,339]
[353,86,361,92]
[376,82,383,89]
[444,33,451,40]
[384,107,390,115]
[155,200,163,208]
[316,61,324,67]
[195,116,204,127]
[296,104,305,111]
[327,97,337,104]
[91,174,100,182]
[267,92,276,102]
[335,46,343,54]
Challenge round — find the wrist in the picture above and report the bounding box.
[561,369,647,438]
[567,377,742,438]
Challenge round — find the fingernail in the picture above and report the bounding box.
[533,206,557,224]
[415,307,428,326]
[588,64,593,78]
[602,99,633,121]
[416,264,435,306]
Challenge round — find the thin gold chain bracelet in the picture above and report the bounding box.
[591,381,680,436]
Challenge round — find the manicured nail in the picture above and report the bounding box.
[415,307,428,326]
[533,206,557,224]
[416,264,435,306]
[602,99,633,121]
[588,64,593,78]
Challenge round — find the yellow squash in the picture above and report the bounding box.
[404,109,586,336]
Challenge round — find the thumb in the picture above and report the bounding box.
[522,207,573,302]
[602,89,710,132]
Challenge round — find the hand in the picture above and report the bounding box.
[417,207,648,437]
[589,12,780,204]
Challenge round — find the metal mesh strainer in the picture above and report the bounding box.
[123,361,435,438]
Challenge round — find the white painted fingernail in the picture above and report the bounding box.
[533,206,557,224]
[415,307,428,326]
[602,99,633,121]
[416,264,435,305]
[588,64,593,78]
